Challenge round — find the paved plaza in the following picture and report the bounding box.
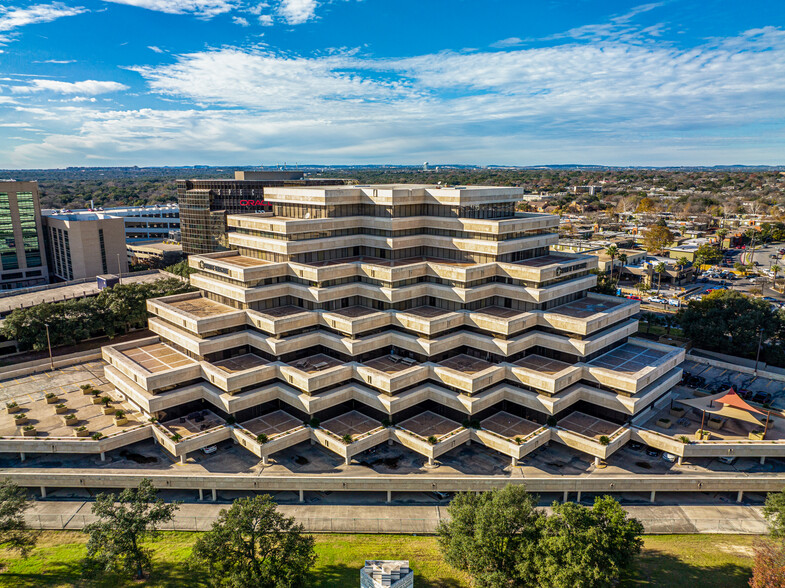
[0,360,107,404]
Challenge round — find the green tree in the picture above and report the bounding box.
[84,479,179,580]
[716,228,728,251]
[0,479,36,564]
[536,496,644,587]
[438,485,544,587]
[654,262,666,294]
[693,243,722,268]
[772,264,781,290]
[604,244,619,281]
[678,290,780,357]
[191,495,316,588]
[763,488,785,539]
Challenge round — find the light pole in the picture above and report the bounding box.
[754,328,763,375]
[44,323,54,371]
[117,253,122,283]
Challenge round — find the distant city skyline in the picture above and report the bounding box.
[1,0,784,168]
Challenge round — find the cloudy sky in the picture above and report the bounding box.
[1,0,784,168]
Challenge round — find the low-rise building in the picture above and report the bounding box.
[127,240,184,268]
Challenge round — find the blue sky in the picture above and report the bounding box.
[0,0,784,168]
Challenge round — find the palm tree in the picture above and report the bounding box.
[654,262,666,294]
[716,228,728,252]
[772,264,781,291]
[605,244,619,281]
[617,253,628,284]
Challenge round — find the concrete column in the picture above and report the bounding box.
[179,454,186,465]
[576,491,581,502]
[199,488,204,501]
[40,486,46,498]
[650,490,656,503]
[211,488,217,502]
[563,491,569,502]
[19,452,25,462]
[594,457,600,466]
[299,489,304,503]
[100,452,105,462]
[511,457,518,467]
[344,456,350,465]
[466,440,471,446]
[310,439,315,445]
[387,490,392,504]
[428,456,434,466]
[761,456,766,465]
[737,490,744,503]
[677,457,683,466]
[261,455,269,466]
[388,439,393,446]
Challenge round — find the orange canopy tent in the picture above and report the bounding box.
[678,387,771,436]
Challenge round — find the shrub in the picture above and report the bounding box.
[659,418,671,424]
[92,390,101,397]
[381,418,391,428]
[514,437,523,445]
[64,414,76,420]
[225,416,236,425]
[679,435,690,444]
[91,432,103,440]
[256,433,269,444]
[101,396,112,406]
[45,392,56,399]
[427,435,438,445]
[55,403,66,409]
[80,384,91,391]
[22,425,35,431]
[309,417,320,428]
[170,433,183,442]
[13,413,25,420]
[599,435,610,446]
[6,401,17,409]
[114,410,125,419]
[76,426,87,431]
[342,434,353,444]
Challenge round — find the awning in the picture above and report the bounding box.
[677,388,766,426]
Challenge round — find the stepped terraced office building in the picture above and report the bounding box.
[102,184,686,467]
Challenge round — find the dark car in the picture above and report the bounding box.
[645,447,661,457]
[629,442,644,451]
[752,392,773,405]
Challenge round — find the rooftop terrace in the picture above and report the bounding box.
[119,343,195,374]
[241,410,303,438]
[559,411,621,439]
[481,411,541,439]
[167,296,237,318]
[290,353,343,373]
[212,354,269,373]
[513,354,571,374]
[550,296,626,318]
[364,355,419,374]
[589,343,668,373]
[439,354,493,374]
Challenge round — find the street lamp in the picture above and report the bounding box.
[117,253,122,283]
[44,323,54,371]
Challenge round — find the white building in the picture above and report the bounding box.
[42,204,180,243]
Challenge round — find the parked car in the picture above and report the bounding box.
[628,441,644,451]
[663,452,677,463]
[667,299,680,307]
[645,447,661,457]
[718,455,737,465]
[625,294,642,301]
[752,392,773,405]
[201,445,218,455]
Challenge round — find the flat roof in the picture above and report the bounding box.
[514,254,578,268]
[513,354,571,374]
[588,343,668,373]
[364,355,419,373]
[167,296,237,317]
[549,296,625,318]
[213,353,269,373]
[400,306,454,318]
[399,411,461,439]
[322,410,380,437]
[327,305,381,318]
[559,411,621,438]
[290,353,342,373]
[120,342,195,373]
[482,411,541,439]
[207,255,269,268]
[241,410,302,437]
[439,354,493,374]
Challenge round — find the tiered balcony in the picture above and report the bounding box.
[279,353,352,395]
[147,293,245,337]
[102,338,201,393]
[234,410,309,461]
[510,355,582,395]
[553,411,630,459]
[315,411,387,464]
[202,353,277,394]
[433,354,505,395]
[355,356,426,395]
[394,411,469,465]
[540,293,639,336]
[584,339,685,395]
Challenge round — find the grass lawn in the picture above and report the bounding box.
[0,532,756,587]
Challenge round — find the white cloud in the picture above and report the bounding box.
[0,3,86,33]
[11,79,129,95]
[148,45,164,53]
[277,0,317,25]
[258,13,273,25]
[232,15,249,26]
[101,0,236,18]
[490,37,524,49]
[34,59,76,64]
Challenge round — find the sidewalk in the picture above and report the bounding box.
[23,501,768,535]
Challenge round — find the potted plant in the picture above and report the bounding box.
[427,435,438,445]
[100,397,113,415]
[342,434,353,444]
[256,433,269,444]
[74,425,90,438]
[91,432,103,440]
[656,417,672,429]
[678,435,691,444]
[114,410,128,426]
[695,429,710,441]
[5,401,20,414]
[514,437,523,445]
[54,403,68,415]
[707,417,723,431]
[599,435,610,446]
[669,405,686,418]
[22,424,37,437]
[80,384,94,395]
[45,392,59,404]
[170,433,183,442]
[13,413,28,426]
[63,413,78,426]
[91,390,103,405]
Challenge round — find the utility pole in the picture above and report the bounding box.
[754,328,763,375]
[45,323,54,371]
[117,253,122,283]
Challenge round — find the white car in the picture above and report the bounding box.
[662,452,677,463]
[647,297,666,304]
[201,445,218,455]
[667,299,680,307]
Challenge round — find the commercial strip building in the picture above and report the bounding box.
[0,181,48,290]
[177,171,348,255]
[42,213,128,281]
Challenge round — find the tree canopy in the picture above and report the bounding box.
[642,224,675,253]
[84,479,179,580]
[438,485,643,588]
[191,494,316,588]
[0,479,36,564]
[693,243,723,267]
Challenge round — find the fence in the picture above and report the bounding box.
[23,514,767,535]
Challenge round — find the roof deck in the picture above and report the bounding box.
[328,305,381,318]
[255,305,308,318]
[119,343,195,374]
[212,353,269,373]
[399,411,461,440]
[241,410,303,438]
[167,296,237,318]
[401,305,454,318]
[209,255,270,268]
[290,353,343,373]
[438,353,493,374]
[589,343,668,373]
[161,409,223,439]
[513,254,577,268]
[305,256,474,268]
[473,306,526,319]
[322,411,381,437]
[364,355,419,374]
[550,296,626,318]
[646,404,785,442]
[481,411,541,439]
[513,354,571,374]
[559,411,621,439]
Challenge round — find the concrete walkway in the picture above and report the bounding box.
[23,500,768,535]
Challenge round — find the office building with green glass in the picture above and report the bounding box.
[0,181,48,290]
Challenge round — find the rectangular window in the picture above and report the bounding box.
[0,193,18,270]
[98,228,108,274]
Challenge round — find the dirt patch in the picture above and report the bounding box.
[716,542,755,558]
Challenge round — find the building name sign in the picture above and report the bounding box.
[239,200,269,206]
[198,260,231,275]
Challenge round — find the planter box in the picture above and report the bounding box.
[55,406,68,414]
[63,417,79,427]
[656,418,672,429]
[114,417,128,426]
[749,431,765,441]
[695,431,711,441]
[669,406,686,418]
[74,429,90,438]
[91,397,104,405]
[707,418,723,431]
[82,388,95,395]
[13,416,29,426]
[45,396,59,404]
[22,429,37,437]
[102,406,115,415]
[6,405,20,414]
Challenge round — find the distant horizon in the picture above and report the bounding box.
[1,0,784,168]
